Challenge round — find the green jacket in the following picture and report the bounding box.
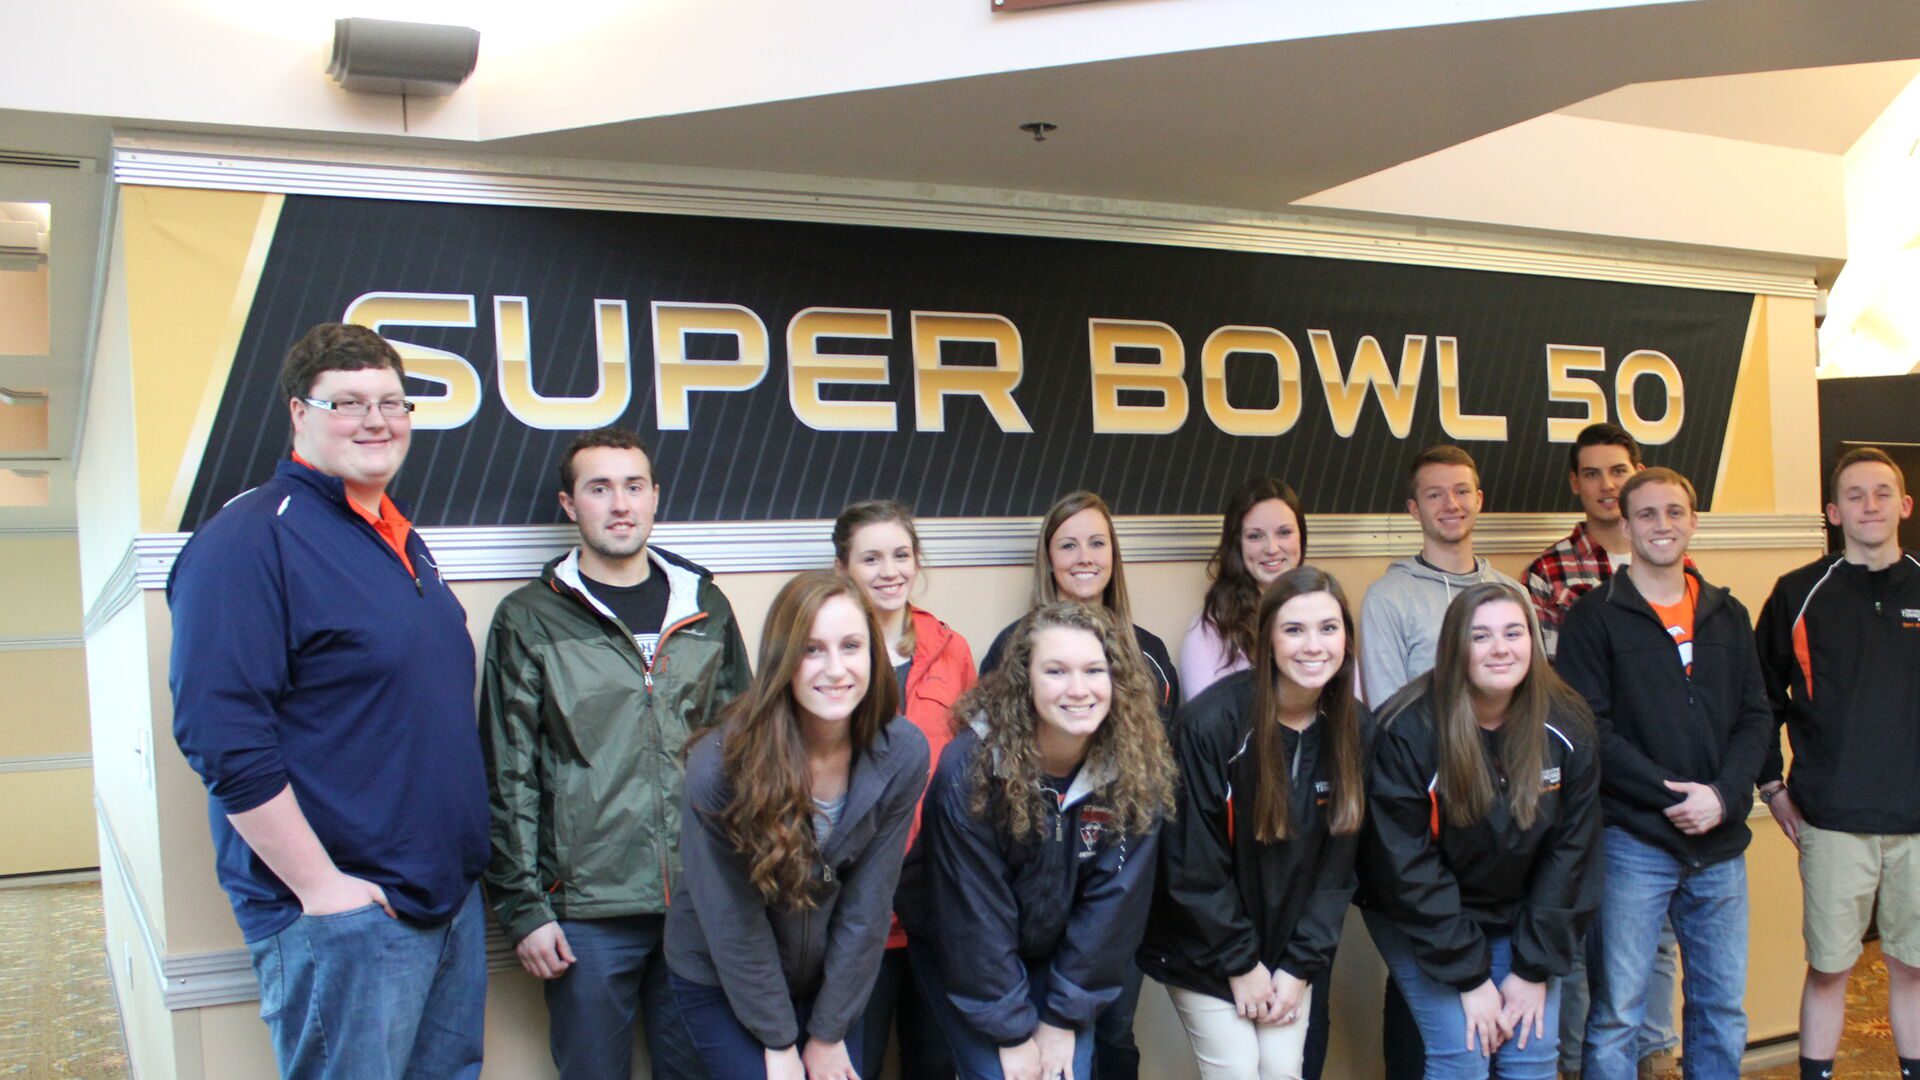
[481,546,751,944]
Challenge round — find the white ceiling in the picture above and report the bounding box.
[1562,58,1920,153]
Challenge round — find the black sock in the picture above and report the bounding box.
[1898,1057,1920,1080]
[1801,1057,1833,1080]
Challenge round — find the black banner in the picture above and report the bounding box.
[185,195,1752,529]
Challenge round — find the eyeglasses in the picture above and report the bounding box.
[303,397,416,418]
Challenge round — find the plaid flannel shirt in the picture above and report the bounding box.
[1524,521,1616,661]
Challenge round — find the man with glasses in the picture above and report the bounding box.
[169,323,490,1078]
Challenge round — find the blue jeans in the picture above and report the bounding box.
[1094,960,1144,1079]
[857,945,954,1078]
[1556,920,1680,1072]
[668,971,862,1079]
[1366,913,1561,1080]
[545,915,705,1080]
[246,883,487,1080]
[1582,828,1747,1080]
[909,936,1097,1080]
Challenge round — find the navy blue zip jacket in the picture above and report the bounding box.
[897,720,1162,1045]
[168,459,490,942]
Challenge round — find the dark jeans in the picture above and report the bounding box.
[1304,964,1333,1080]
[1383,973,1428,1080]
[909,936,1096,1080]
[668,972,864,1080]
[857,945,954,1079]
[246,883,487,1080]
[1093,960,1144,1079]
[545,915,705,1080]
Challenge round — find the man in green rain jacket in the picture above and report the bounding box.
[481,427,750,1080]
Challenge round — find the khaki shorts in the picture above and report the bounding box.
[1800,822,1920,971]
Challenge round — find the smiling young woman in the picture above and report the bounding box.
[663,571,930,1080]
[831,500,976,1079]
[1359,583,1601,1080]
[899,601,1176,1080]
[1142,566,1369,1080]
[1180,477,1309,703]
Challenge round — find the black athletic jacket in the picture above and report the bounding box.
[1556,567,1773,866]
[1358,687,1600,991]
[897,721,1162,1045]
[1757,552,1920,834]
[1138,672,1373,1000]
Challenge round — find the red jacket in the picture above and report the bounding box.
[890,605,976,948]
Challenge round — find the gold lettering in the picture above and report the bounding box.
[342,292,481,430]
[1199,326,1302,437]
[1545,344,1609,442]
[1307,330,1425,438]
[910,312,1032,433]
[494,297,633,430]
[1615,349,1684,445]
[1087,319,1188,435]
[651,302,771,431]
[1435,337,1507,441]
[787,308,896,432]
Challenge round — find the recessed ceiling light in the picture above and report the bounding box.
[1019,121,1058,142]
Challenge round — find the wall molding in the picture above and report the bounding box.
[81,542,141,640]
[117,512,1826,588]
[0,526,78,537]
[109,135,1818,300]
[0,635,83,652]
[0,753,91,774]
[98,795,517,1011]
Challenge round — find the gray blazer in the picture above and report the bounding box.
[664,715,929,1049]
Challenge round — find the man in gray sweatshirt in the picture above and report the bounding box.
[1361,444,1523,709]
[1361,443,1525,1080]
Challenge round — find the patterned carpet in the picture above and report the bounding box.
[1748,941,1903,1080]
[0,881,128,1078]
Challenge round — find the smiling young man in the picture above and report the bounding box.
[169,324,492,1078]
[1755,447,1920,1080]
[480,426,749,1080]
[1361,444,1524,708]
[1521,423,1681,1080]
[1556,467,1775,1080]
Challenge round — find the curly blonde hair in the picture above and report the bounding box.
[956,601,1175,841]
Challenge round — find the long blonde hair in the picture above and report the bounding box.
[956,601,1174,841]
[1030,492,1132,626]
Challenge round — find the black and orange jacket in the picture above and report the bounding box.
[1757,552,1920,834]
[1138,672,1373,1001]
[480,546,751,945]
[1357,687,1600,991]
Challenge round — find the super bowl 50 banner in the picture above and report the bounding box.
[175,193,1753,529]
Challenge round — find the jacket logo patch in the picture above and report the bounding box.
[1902,609,1920,620]
[1078,804,1114,860]
[1540,767,1562,792]
[1314,779,1330,794]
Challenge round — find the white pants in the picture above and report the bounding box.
[1166,983,1313,1080]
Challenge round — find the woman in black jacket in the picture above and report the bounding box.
[664,571,930,1080]
[1360,582,1599,1080]
[902,601,1177,1080]
[1141,566,1370,1080]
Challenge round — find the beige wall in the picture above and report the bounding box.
[0,532,94,875]
[0,262,50,357]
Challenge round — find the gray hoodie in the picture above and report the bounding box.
[1359,556,1523,707]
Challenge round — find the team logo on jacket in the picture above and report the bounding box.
[1078,805,1114,859]
[1541,766,1562,793]
[1314,778,1331,807]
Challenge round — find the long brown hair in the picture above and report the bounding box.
[1247,567,1363,841]
[956,601,1174,841]
[1030,492,1132,627]
[709,571,901,908]
[832,499,923,657]
[1201,477,1308,671]
[1419,582,1588,831]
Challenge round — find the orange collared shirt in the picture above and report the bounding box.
[290,452,415,576]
